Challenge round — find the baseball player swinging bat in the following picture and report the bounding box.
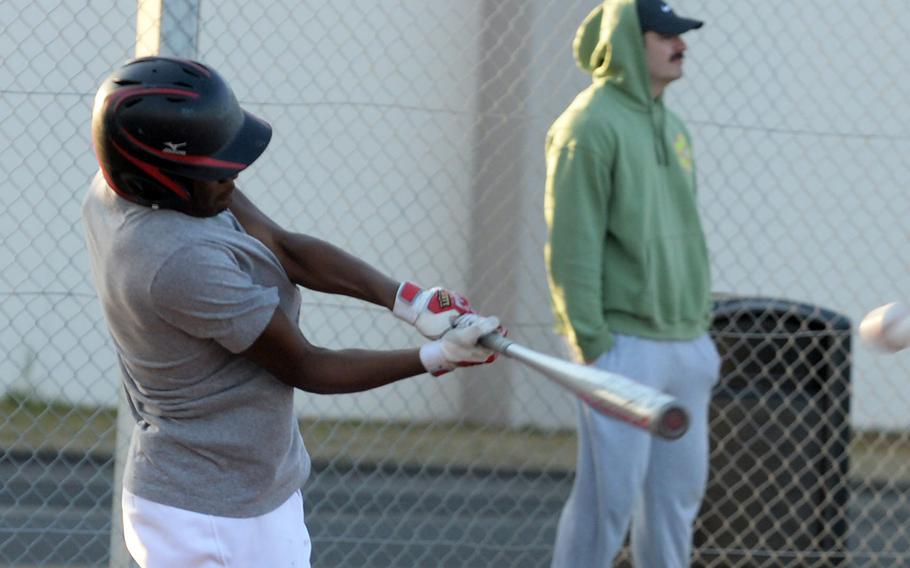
[479,333,689,440]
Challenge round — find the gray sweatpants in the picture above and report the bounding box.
[551,333,720,568]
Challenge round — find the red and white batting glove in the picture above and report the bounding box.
[392,281,475,339]
[419,314,500,377]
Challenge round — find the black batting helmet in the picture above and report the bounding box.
[91,56,272,208]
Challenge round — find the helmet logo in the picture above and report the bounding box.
[163,141,187,155]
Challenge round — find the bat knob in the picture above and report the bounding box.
[656,406,689,440]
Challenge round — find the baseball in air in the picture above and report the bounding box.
[859,302,910,353]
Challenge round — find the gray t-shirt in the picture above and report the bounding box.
[82,173,309,517]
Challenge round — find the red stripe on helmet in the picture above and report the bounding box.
[99,166,131,200]
[111,140,191,201]
[122,131,248,170]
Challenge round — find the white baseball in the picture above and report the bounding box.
[859,302,910,353]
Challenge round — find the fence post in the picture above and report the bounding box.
[462,0,532,427]
[110,2,201,566]
[135,0,200,58]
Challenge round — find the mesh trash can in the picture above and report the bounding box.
[693,295,851,568]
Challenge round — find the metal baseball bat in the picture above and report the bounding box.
[478,333,689,440]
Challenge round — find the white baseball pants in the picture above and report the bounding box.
[122,488,311,568]
[551,333,720,568]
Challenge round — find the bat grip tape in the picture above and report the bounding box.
[478,332,513,353]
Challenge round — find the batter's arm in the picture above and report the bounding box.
[241,308,499,392]
[243,307,424,393]
[228,188,398,309]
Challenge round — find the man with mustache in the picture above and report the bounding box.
[544,1,718,566]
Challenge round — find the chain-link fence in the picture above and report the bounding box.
[3,0,910,566]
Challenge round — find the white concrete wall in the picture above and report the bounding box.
[490,0,910,431]
[677,0,910,430]
[192,1,484,422]
[4,0,910,430]
[0,0,135,407]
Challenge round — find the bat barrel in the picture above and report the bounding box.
[479,333,690,440]
[580,391,689,440]
[653,405,689,440]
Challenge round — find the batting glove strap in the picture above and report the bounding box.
[419,341,455,377]
[392,281,474,339]
[392,281,423,324]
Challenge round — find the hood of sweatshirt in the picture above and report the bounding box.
[573,0,651,109]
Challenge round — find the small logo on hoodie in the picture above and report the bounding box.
[673,133,693,172]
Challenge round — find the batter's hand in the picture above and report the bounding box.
[392,281,474,339]
[419,314,500,376]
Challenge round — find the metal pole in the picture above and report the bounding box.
[110,3,200,565]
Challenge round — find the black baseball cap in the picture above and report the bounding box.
[637,0,704,35]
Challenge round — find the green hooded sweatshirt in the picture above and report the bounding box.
[544,0,711,362]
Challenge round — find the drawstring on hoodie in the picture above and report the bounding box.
[651,103,668,165]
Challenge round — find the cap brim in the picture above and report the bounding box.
[198,110,272,180]
[652,17,704,36]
